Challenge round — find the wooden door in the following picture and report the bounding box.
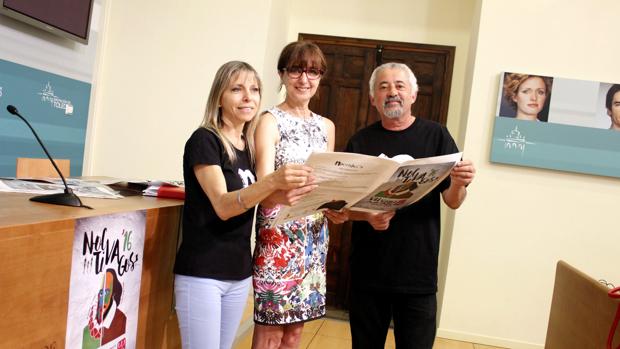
[299,33,455,310]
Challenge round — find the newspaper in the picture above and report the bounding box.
[80,178,185,197]
[0,178,123,199]
[272,151,462,225]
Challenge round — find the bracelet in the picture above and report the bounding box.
[237,190,250,210]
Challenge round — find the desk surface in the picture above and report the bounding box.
[0,190,184,348]
[0,191,183,228]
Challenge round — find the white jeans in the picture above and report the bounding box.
[174,274,251,349]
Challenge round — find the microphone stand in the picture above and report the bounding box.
[6,105,92,209]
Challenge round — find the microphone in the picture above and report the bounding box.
[6,105,92,209]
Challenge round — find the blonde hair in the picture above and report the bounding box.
[201,61,262,164]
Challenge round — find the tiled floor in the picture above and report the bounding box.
[233,294,505,349]
[233,318,506,349]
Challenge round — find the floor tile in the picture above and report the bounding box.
[315,319,351,339]
[299,331,316,348]
[232,318,505,349]
[307,334,352,349]
[303,319,324,334]
[239,295,254,324]
[232,329,252,349]
[433,337,475,349]
[385,329,395,348]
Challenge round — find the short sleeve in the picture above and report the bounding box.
[185,128,225,168]
[439,125,459,156]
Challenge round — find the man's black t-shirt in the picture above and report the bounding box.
[345,117,459,293]
[174,127,256,280]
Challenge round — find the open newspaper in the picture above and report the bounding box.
[0,178,123,199]
[272,151,462,226]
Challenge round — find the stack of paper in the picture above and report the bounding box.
[143,180,185,200]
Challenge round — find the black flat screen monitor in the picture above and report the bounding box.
[0,0,94,45]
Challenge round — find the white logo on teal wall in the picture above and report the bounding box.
[498,126,535,155]
[0,86,3,98]
[38,82,74,115]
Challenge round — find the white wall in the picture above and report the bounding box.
[260,0,291,110]
[88,0,279,179]
[88,0,476,180]
[440,1,620,348]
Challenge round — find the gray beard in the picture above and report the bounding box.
[384,108,403,119]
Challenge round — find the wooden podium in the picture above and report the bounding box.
[0,191,183,349]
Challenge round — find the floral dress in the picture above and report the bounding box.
[253,106,329,325]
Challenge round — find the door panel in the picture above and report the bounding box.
[310,44,373,152]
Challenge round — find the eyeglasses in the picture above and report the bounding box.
[282,66,324,80]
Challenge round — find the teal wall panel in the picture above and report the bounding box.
[490,117,620,178]
[0,58,91,177]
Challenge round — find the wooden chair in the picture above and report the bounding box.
[15,158,70,178]
[545,260,620,348]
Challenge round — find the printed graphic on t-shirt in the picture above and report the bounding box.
[238,168,255,188]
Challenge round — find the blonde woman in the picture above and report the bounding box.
[174,61,314,349]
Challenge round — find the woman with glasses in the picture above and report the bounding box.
[251,41,335,349]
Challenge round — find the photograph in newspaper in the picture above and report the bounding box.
[352,161,457,211]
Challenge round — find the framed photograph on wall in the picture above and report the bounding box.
[490,72,620,178]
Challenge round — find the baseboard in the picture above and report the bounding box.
[436,328,543,349]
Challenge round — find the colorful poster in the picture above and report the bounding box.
[490,73,620,178]
[65,211,146,349]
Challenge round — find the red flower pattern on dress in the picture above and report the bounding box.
[274,255,288,268]
[252,107,329,325]
[260,227,285,247]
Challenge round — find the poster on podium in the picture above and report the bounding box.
[64,210,146,349]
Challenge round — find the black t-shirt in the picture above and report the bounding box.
[174,127,256,280]
[345,118,459,293]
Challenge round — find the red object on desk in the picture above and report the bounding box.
[608,286,620,349]
[154,185,185,200]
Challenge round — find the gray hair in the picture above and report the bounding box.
[368,62,419,98]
